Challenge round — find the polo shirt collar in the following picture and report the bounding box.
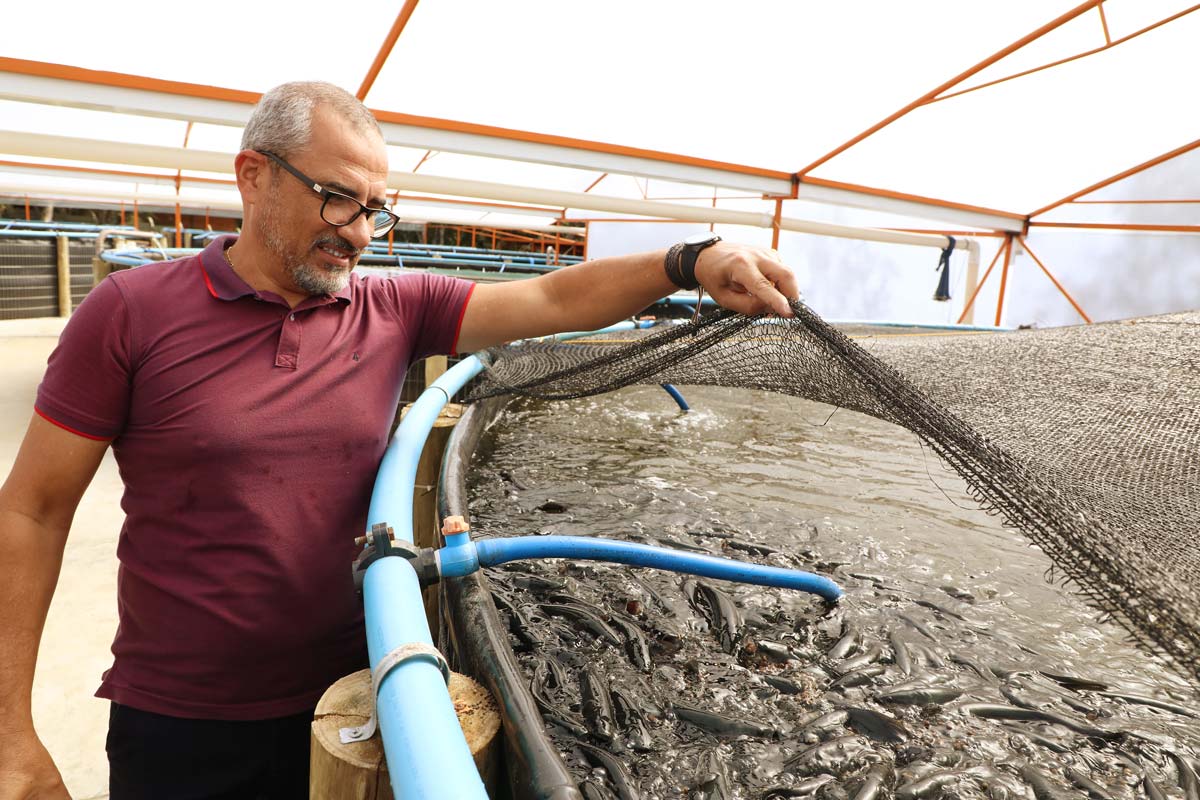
[198,235,353,305]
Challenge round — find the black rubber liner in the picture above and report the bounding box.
[437,396,582,800]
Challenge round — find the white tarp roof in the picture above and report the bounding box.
[1,0,1197,325]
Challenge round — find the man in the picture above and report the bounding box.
[0,82,797,799]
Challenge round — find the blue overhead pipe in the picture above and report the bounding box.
[437,535,842,601]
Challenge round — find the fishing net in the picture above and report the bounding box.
[466,301,1200,684]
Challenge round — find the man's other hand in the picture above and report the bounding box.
[694,243,800,318]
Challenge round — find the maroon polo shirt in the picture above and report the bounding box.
[36,235,474,719]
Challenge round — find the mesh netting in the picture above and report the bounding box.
[467,301,1200,684]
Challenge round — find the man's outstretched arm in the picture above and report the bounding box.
[0,414,109,800]
[455,242,798,354]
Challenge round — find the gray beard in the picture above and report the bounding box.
[259,200,352,296]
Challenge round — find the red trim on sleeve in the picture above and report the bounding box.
[450,283,476,356]
[198,261,218,299]
[34,407,113,441]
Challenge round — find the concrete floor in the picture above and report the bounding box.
[1,317,121,800]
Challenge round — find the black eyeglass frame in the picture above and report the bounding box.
[257,150,399,238]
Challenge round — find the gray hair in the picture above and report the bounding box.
[240,81,382,157]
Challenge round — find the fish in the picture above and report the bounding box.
[1039,671,1108,692]
[1001,724,1069,753]
[895,769,966,800]
[761,775,836,798]
[688,749,732,800]
[607,614,652,672]
[838,643,884,673]
[889,630,913,675]
[672,701,779,738]
[539,603,623,647]
[1064,767,1116,800]
[1169,752,1200,800]
[960,703,1120,741]
[761,674,806,695]
[1020,764,1075,800]
[850,764,890,800]
[797,709,850,742]
[576,741,642,800]
[580,667,618,745]
[685,580,745,654]
[827,626,860,660]
[845,707,908,743]
[722,538,779,557]
[610,688,654,752]
[830,665,887,689]
[879,687,964,706]
[784,734,873,777]
[529,659,588,737]
[898,613,937,641]
[580,780,619,800]
[1099,691,1199,719]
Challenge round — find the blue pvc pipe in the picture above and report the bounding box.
[660,383,689,411]
[451,536,842,601]
[363,557,487,800]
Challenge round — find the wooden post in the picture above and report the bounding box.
[55,235,72,317]
[310,668,501,799]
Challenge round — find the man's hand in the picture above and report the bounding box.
[0,730,70,799]
[694,243,799,318]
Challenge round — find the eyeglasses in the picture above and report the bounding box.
[258,150,399,238]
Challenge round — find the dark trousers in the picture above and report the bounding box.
[106,702,312,800]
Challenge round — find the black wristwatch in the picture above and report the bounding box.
[665,233,722,290]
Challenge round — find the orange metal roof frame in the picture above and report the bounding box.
[2,0,1199,233]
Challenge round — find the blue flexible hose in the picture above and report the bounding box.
[466,535,841,601]
[660,383,690,411]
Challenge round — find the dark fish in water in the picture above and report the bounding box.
[762,674,806,695]
[1039,671,1108,692]
[576,741,642,800]
[831,665,887,689]
[1001,723,1069,753]
[672,701,779,738]
[838,643,884,673]
[607,614,652,672]
[798,709,849,742]
[610,688,654,752]
[1020,764,1075,800]
[850,764,890,800]
[949,653,995,683]
[1000,683,1056,711]
[879,687,964,706]
[505,573,567,593]
[529,659,588,737]
[898,613,937,641]
[1065,767,1116,800]
[751,640,796,663]
[1099,691,1200,718]
[685,580,745,654]
[784,734,873,777]
[536,499,569,513]
[580,780,619,800]
[762,775,835,797]
[896,769,967,800]
[654,534,709,553]
[846,707,908,743]
[540,603,623,647]
[688,749,732,800]
[723,538,779,557]
[580,667,618,745]
[889,630,913,675]
[489,591,544,650]
[828,626,860,660]
[1169,751,1200,800]
[1143,772,1169,800]
[912,598,966,621]
[626,571,677,616]
[911,644,946,669]
[498,468,529,490]
[960,703,1120,741]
